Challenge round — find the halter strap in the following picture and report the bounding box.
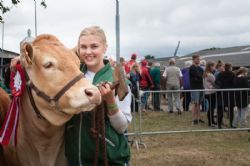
[29,73,84,105]
[26,73,85,119]
[26,83,45,119]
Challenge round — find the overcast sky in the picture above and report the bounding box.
[2,0,250,60]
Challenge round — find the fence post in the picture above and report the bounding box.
[137,81,147,149]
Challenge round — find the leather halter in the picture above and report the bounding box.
[26,73,85,119]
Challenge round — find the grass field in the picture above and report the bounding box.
[128,111,250,166]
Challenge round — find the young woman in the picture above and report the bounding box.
[232,67,249,128]
[129,63,141,112]
[214,60,225,79]
[65,26,132,165]
[203,61,216,127]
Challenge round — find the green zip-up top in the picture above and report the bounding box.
[65,62,130,166]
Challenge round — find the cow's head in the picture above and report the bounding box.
[20,35,101,126]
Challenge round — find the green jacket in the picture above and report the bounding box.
[150,66,161,85]
[65,63,130,166]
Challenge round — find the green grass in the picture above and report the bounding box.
[128,111,250,166]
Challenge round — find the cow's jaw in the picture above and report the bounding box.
[38,107,73,126]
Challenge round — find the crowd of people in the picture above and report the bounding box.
[186,54,249,128]
[121,54,161,112]
[121,53,249,129]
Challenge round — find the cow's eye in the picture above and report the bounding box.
[43,62,53,69]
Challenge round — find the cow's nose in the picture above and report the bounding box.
[84,88,101,105]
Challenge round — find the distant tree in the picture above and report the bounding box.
[144,55,151,60]
[202,47,220,51]
[144,54,155,60]
[0,0,47,21]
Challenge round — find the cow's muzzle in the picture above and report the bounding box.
[84,88,102,105]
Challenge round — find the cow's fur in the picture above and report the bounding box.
[0,87,11,165]
[0,35,101,166]
[0,88,10,127]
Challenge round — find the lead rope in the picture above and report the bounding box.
[100,103,108,166]
[91,102,108,166]
[91,107,99,166]
[78,114,83,166]
[90,81,120,166]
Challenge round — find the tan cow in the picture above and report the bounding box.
[1,35,101,166]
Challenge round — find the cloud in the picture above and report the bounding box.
[1,0,250,61]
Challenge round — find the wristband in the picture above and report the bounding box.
[107,103,118,112]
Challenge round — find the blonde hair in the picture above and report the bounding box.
[204,61,215,78]
[77,26,107,54]
[131,63,140,73]
[79,26,106,43]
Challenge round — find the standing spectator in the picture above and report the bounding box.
[203,61,216,127]
[150,62,161,111]
[214,60,225,78]
[189,55,204,124]
[140,60,154,112]
[215,63,235,128]
[163,58,182,114]
[124,53,137,75]
[129,63,141,112]
[120,57,126,66]
[232,67,249,128]
[108,57,116,68]
[120,57,127,74]
[182,61,192,112]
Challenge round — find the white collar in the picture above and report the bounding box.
[85,70,96,83]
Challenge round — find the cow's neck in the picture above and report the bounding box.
[16,91,67,166]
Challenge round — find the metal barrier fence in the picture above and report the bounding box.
[127,88,250,150]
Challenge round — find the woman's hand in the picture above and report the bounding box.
[99,82,118,116]
[99,82,115,104]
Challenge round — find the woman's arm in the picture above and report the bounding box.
[100,83,132,134]
[108,88,132,134]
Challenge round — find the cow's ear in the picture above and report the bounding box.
[21,43,33,66]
